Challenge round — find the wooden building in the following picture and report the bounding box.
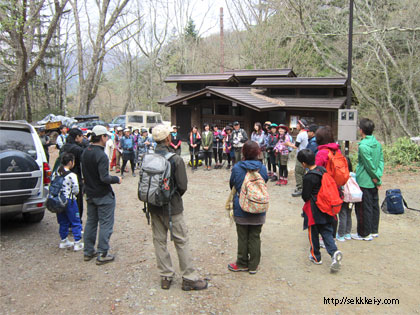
[158,69,352,140]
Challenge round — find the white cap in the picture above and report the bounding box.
[124,128,130,132]
[152,124,171,142]
[117,127,123,131]
[92,125,107,136]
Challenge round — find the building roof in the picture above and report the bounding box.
[251,77,347,87]
[164,73,238,83]
[164,69,296,83]
[157,94,178,104]
[163,87,346,111]
[225,68,296,78]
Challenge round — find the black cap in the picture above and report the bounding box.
[233,121,240,126]
[308,124,319,133]
[298,118,308,128]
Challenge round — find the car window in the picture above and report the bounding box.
[146,116,156,123]
[128,115,143,123]
[157,115,162,123]
[115,116,125,124]
[0,127,36,155]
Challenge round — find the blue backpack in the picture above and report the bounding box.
[46,171,71,214]
[122,136,134,150]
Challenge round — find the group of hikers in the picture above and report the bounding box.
[42,115,384,291]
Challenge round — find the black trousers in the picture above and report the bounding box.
[76,181,84,222]
[226,152,232,165]
[355,187,380,237]
[213,148,223,164]
[279,165,288,178]
[190,154,198,168]
[203,151,212,166]
[308,223,337,263]
[268,151,277,173]
[121,158,135,174]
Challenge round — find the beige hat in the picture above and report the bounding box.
[117,127,123,131]
[152,124,171,142]
[92,125,107,136]
[124,128,130,132]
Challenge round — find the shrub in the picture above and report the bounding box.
[383,137,420,166]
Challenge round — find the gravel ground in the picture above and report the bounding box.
[1,149,420,314]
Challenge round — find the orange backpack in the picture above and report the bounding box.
[326,149,350,186]
[310,167,343,216]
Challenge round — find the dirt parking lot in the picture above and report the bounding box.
[1,150,420,314]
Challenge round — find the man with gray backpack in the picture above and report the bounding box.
[138,124,208,291]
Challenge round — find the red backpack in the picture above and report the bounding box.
[326,149,350,186]
[310,167,343,216]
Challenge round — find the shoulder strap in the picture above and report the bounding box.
[308,167,325,177]
[163,152,176,161]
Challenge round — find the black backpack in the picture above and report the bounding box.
[46,171,71,214]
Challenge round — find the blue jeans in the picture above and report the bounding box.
[57,199,83,241]
[84,192,116,255]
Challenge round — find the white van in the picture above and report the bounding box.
[125,111,163,130]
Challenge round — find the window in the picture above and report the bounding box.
[181,83,202,92]
[113,116,125,124]
[270,88,296,96]
[300,88,329,96]
[202,107,213,115]
[128,115,143,123]
[216,104,230,115]
[146,116,156,123]
[0,127,36,155]
[157,115,162,123]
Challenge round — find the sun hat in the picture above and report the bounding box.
[91,125,107,136]
[152,124,172,142]
[124,128,130,132]
[278,124,289,132]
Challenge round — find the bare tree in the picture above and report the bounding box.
[70,0,134,114]
[0,0,69,121]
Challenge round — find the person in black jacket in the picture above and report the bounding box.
[81,125,122,265]
[60,128,85,220]
[297,149,342,272]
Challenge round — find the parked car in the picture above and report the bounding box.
[125,111,163,130]
[74,119,106,131]
[0,121,52,223]
[109,115,126,129]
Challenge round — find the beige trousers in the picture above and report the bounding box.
[150,212,199,281]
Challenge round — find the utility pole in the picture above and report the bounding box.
[345,0,354,157]
[220,7,224,73]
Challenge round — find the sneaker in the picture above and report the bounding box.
[161,277,172,290]
[59,238,74,249]
[226,165,231,170]
[371,233,379,238]
[96,253,115,265]
[309,254,322,265]
[182,279,208,291]
[208,166,212,171]
[330,250,343,272]
[351,233,373,241]
[228,263,249,272]
[84,252,98,261]
[336,235,346,242]
[344,234,352,240]
[275,180,282,186]
[270,175,278,182]
[132,172,136,177]
[249,269,258,275]
[74,240,84,251]
[291,189,302,197]
[121,173,125,179]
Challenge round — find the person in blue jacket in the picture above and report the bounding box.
[228,141,268,274]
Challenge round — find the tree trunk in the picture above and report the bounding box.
[25,83,32,122]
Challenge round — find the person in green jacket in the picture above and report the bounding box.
[352,118,384,241]
[202,123,214,170]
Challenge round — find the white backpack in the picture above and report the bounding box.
[343,173,363,203]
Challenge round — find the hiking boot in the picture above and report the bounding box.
[96,253,115,265]
[275,180,282,186]
[291,189,302,197]
[282,179,288,185]
[226,165,231,170]
[74,240,84,251]
[309,254,322,265]
[59,238,74,249]
[228,263,249,272]
[161,277,172,290]
[330,250,343,272]
[84,252,98,261]
[351,233,373,241]
[181,279,208,291]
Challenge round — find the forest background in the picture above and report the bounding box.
[1,0,419,144]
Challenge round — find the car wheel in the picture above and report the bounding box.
[23,211,45,223]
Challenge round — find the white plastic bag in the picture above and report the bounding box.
[343,173,363,203]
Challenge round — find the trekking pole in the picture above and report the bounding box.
[143,202,150,225]
[168,203,173,241]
